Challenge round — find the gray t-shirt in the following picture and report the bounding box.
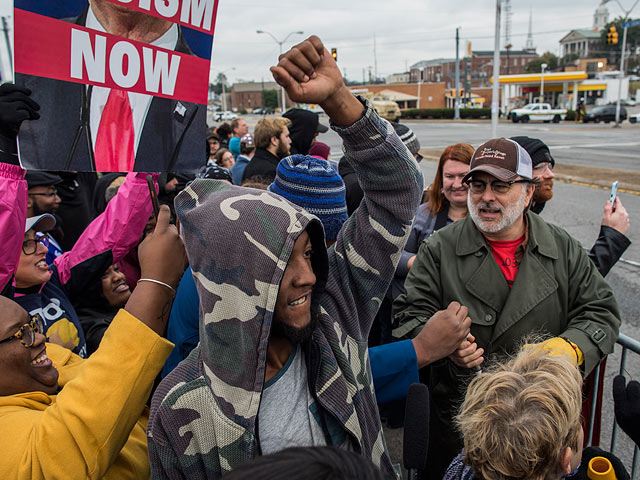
[259,345,348,454]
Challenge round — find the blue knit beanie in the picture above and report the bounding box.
[268,154,348,242]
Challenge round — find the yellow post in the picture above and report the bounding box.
[588,456,617,480]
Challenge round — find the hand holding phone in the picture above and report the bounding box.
[147,175,160,218]
[609,181,619,212]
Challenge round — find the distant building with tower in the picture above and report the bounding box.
[559,3,610,58]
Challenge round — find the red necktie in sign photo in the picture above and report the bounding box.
[13,0,219,173]
[95,88,136,172]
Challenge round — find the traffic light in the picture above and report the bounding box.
[607,25,618,44]
[331,48,338,61]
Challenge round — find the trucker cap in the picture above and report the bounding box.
[463,138,533,183]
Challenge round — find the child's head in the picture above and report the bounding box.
[457,345,583,480]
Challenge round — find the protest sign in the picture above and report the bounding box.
[14,0,218,172]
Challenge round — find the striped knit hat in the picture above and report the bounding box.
[392,123,421,156]
[268,154,348,242]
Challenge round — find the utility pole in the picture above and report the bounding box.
[373,34,378,82]
[491,0,502,139]
[1,17,13,78]
[454,27,461,119]
[615,23,628,126]
[601,0,639,127]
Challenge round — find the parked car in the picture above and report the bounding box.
[252,108,274,115]
[510,103,567,123]
[629,113,640,124]
[214,111,238,121]
[583,105,627,123]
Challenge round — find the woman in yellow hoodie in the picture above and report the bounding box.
[0,204,186,479]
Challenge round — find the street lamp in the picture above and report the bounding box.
[213,67,235,112]
[600,0,640,126]
[257,29,304,112]
[540,63,548,103]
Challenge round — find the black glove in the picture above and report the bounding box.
[0,83,40,139]
[613,374,640,447]
[0,83,40,165]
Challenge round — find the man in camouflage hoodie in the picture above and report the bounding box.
[147,36,423,479]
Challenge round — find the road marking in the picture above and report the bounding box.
[552,142,640,149]
[558,178,640,196]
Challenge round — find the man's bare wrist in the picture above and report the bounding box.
[412,338,434,369]
[320,87,364,127]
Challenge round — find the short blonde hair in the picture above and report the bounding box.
[456,345,582,480]
[254,117,291,149]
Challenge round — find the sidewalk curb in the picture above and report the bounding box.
[553,175,640,196]
[419,151,640,196]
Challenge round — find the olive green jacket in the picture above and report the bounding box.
[393,212,620,475]
[393,210,620,407]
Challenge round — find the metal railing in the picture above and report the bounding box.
[587,332,640,478]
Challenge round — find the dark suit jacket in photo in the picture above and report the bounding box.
[16,9,205,172]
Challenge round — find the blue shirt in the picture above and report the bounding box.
[229,136,241,158]
[230,155,251,186]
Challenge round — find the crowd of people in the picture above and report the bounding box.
[0,35,637,480]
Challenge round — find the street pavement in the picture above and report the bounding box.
[316,119,640,173]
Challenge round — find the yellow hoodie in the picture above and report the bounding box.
[0,309,173,479]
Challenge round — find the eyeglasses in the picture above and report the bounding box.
[22,233,50,255]
[532,162,554,174]
[29,188,58,198]
[465,179,531,195]
[0,313,45,348]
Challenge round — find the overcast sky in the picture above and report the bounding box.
[207,0,619,85]
[0,0,632,85]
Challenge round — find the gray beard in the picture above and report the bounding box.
[467,187,529,234]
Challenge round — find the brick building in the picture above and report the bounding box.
[349,82,446,109]
[230,81,293,112]
[410,50,538,90]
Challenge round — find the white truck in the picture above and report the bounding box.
[510,103,567,124]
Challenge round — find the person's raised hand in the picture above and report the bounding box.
[449,333,484,369]
[0,83,40,140]
[613,375,640,446]
[270,35,363,126]
[270,36,343,106]
[412,301,472,368]
[137,205,186,291]
[602,197,630,235]
[127,205,186,334]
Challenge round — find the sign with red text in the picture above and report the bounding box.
[14,0,217,173]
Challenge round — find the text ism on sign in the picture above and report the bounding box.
[105,0,216,33]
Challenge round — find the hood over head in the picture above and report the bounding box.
[174,179,328,431]
[283,109,325,155]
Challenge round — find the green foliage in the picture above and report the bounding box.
[560,53,579,66]
[262,89,279,110]
[401,108,491,119]
[525,52,559,73]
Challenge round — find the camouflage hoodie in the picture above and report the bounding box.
[147,102,423,479]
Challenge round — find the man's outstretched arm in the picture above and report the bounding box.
[272,36,424,340]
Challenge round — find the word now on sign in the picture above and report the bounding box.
[14,9,209,105]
